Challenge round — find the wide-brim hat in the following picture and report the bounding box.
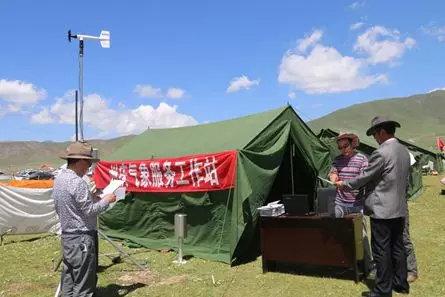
[337,132,359,148]
[59,141,100,161]
[366,116,401,136]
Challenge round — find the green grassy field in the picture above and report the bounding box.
[1,176,444,297]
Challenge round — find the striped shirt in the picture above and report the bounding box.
[330,152,368,205]
[53,168,109,233]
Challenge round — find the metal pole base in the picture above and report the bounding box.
[173,237,187,265]
[173,258,187,265]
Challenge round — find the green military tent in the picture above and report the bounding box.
[98,106,331,264]
[316,128,424,199]
[397,138,444,174]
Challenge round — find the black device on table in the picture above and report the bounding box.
[316,187,336,217]
[282,194,310,215]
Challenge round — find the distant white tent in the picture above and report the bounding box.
[409,152,416,166]
[0,184,59,236]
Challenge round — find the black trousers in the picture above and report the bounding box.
[370,217,409,295]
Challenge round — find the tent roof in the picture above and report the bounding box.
[107,106,288,160]
[317,128,376,151]
[396,138,441,157]
[317,128,442,155]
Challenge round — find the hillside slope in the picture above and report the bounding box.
[309,90,445,150]
[0,135,134,173]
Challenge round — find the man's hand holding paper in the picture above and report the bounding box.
[100,179,126,206]
[102,193,117,204]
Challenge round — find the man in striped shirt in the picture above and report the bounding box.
[328,132,374,277]
[329,132,368,217]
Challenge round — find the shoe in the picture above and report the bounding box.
[362,291,392,297]
[393,287,409,294]
[407,273,418,283]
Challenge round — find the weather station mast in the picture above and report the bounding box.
[67,30,110,141]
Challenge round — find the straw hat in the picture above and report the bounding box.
[337,132,359,148]
[59,141,99,161]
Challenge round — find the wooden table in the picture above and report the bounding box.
[260,214,364,282]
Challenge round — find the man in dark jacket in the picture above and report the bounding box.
[336,116,410,297]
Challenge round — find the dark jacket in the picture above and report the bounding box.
[344,138,410,219]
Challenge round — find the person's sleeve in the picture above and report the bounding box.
[344,151,384,190]
[357,154,369,198]
[361,155,369,174]
[74,179,109,216]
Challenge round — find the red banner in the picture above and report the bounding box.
[437,137,445,152]
[93,150,237,193]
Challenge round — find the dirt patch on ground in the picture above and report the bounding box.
[118,270,158,285]
[3,282,42,296]
[117,271,187,288]
[156,275,187,286]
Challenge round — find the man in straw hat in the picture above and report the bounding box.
[329,132,368,217]
[335,116,410,297]
[53,141,116,296]
[328,132,374,276]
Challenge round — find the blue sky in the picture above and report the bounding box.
[1,0,444,141]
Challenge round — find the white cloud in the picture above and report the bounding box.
[134,84,162,98]
[226,75,260,93]
[48,90,77,124]
[31,107,54,124]
[350,22,365,31]
[6,104,21,113]
[428,87,445,93]
[30,90,198,136]
[278,29,387,94]
[0,79,47,112]
[166,87,185,99]
[288,92,297,99]
[297,30,323,53]
[354,26,415,65]
[134,84,187,99]
[349,1,365,10]
[422,24,445,42]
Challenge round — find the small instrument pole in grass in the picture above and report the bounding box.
[173,213,187,264]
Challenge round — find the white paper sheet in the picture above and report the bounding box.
[100,179,125,198]
[317,176,335,186]
[114,186,126,201]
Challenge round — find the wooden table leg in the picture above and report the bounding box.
[262,257,268,273]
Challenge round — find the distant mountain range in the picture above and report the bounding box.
[0,136,134,173]
[1,91,443,172]
[309,90,445,151]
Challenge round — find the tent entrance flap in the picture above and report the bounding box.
[265,138,317,210]
[230,138,320,265]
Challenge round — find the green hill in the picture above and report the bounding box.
[308,90,445,150]
[0,135,134,173]
[1,91,444,172]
